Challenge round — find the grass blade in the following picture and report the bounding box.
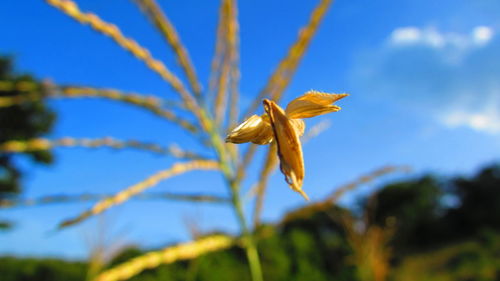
[325,165,411,204]
[133,0,202,98]
[0,192,229,209]
[212,0,231,126]
[57,160,219,229]
[227,0,240,131]
[280,165,411,224]
[45,0,202,121]
[94,235,233,281]
[0,137,207,160]
[242,0,333,118]
[0,82,200,133]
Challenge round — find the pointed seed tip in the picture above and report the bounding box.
[298,190,310,201]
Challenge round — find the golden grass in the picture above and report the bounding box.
[212,0,239,128]
[0,192,228,209]
[0,137,206,159]
[325,165,411,204]
[133,0,202,98]
[242,0,333,118]
[94,235,233,281]
[59,86,199,132]
[227,0,240,131]
[236,0,333,189]
[45,0,202,119]
[0,82,199,132]
[29,1,340,280]
[58,160,219,229]
[340,214,394,281]
[280,165,410,224]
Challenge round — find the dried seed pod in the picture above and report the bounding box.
[290,118,305,137]
[285,90,348,119]
[225,114,273,145]
[263,99,308,200]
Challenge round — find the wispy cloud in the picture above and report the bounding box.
[442,109,500,133]
[389,26,494,48]
[353,25,500,134]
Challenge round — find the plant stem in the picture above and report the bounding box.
[230,179,264,281]
[201,109,264,281]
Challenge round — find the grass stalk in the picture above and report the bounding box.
[201,108,264,281]
[133,0,203,98]
[230,179,264,281]
[57,160,219,229]
[0,137,206,159]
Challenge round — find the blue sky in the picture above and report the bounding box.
[1,0,499,259]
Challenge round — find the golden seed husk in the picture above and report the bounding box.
[263,99,308,200]
[225,114,273,145]
[285,90,348,119]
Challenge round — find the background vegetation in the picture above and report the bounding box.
[1,163,499,280]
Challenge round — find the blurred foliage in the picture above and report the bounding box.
[369,176,445,253]
[1,163,499,280]
[391,229,500,281]
[0,56,55,197]
[0,257,87,281]
[0,56,56,230]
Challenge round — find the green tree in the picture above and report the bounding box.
[446,164,500,237]
[0,56,56,228]
[370,176,444,252]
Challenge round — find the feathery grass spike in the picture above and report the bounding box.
[57,160,219,229]
[59,86,199,132]
[0,192,229,209]
[0,137,206,160]
[208,0,228,96]
[95,235,233,281]
[45,0,202,121]
[243,0,333,118]
[227,0,240,131]
[280,165,411,224]
[134,0,202,97]
[213,0,232,126]
[1,85,200,132]
[326,165,411,204]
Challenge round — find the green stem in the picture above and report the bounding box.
[201,108,263,281]
[230,180,264,281]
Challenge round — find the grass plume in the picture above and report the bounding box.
[57,160,219,229]
[0,137,206,159]
[242,0,333,118]
[45,0,202,120]
[0,192,228,209]
[94,235,233,281]
[133,0,202,98]
[25,1,343,280]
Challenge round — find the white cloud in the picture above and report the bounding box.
[354,25,500,134]
[441,108,500,134]
[389,26,495,49]
[473,26,494,45]
[390,27,445,48]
